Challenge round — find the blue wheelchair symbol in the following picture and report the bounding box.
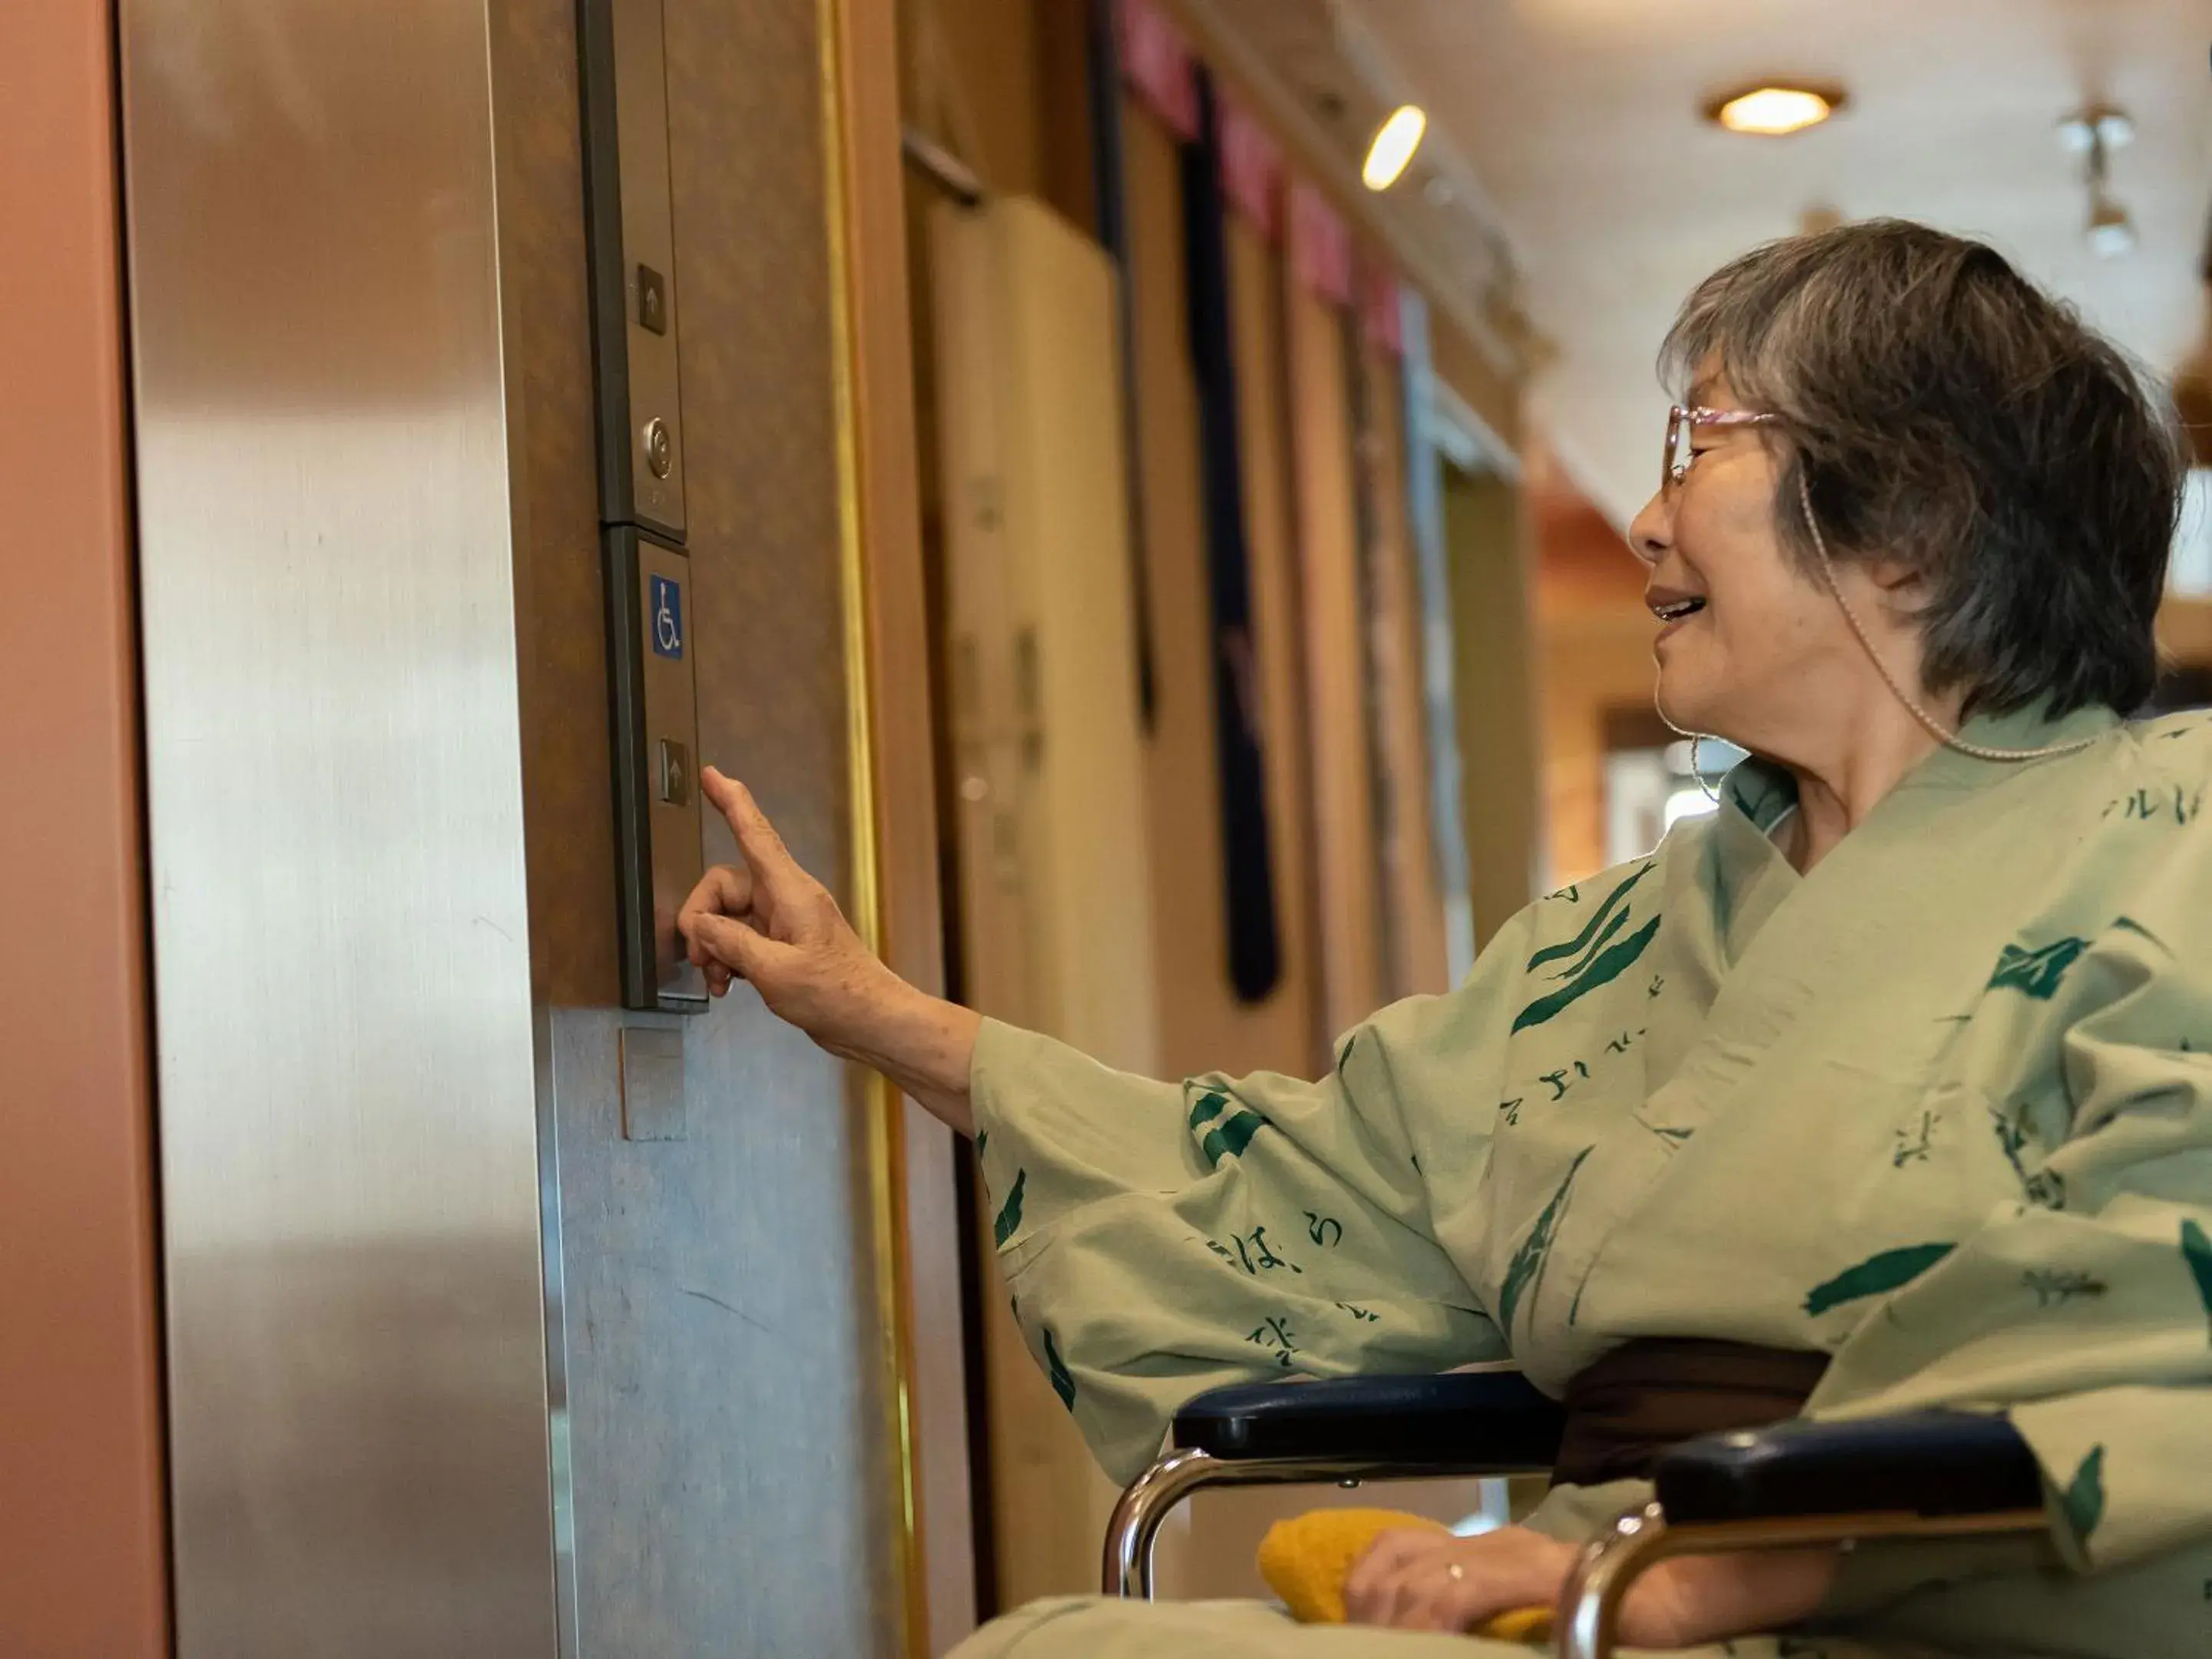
[650,575,683,660]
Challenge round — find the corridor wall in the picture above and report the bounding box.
[0,3,168,1651]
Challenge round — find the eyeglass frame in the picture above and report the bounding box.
[1663,405,1782,490]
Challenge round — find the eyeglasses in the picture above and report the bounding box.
[1663,405,1780,490]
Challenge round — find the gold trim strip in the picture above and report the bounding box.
[816,0,929,1648]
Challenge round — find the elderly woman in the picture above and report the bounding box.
[682,220,2209,1657]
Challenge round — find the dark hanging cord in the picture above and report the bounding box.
[1086,0,1160,730]
[1181,66,1283,1001]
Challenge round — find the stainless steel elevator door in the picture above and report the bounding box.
[120,0,559,1651]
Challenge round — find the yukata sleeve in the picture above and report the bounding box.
[969,916,1533,1485]
[1806,830,2212,1578]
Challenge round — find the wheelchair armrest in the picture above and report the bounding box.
[1654,1409,2045,1525]
[1171,1369,1566,1469]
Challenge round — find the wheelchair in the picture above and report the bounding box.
[1101,1369,2049,1657]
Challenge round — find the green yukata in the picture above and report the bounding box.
[952,707,2212,1659]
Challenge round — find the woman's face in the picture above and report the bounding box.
[1625,370,1902,756]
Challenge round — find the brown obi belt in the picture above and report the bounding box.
[1552,1337,1831,1487]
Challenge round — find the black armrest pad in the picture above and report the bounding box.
[1172,1370,1565,1469]
[1655,1410,2045,1524]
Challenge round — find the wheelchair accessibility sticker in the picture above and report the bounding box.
[650,575,684,661]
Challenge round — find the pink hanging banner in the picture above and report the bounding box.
[1360,263,1405,357]
[1217,94,1283,240]
[1287,182,1353,308]
[1117,0,1199,142]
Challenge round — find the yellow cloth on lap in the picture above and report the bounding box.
[1256,1509,1553,1643]
[1257,1508,1442,1624]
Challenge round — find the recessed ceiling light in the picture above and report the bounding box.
[2057,109,2133,154]
[2060,106,2137,259]
[1706,84,1844,137]
[1363,105,1428,191]
[2087,194,2137,258]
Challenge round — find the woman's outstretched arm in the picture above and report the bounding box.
[677,765,982,1135]
[675,764,1515,1483]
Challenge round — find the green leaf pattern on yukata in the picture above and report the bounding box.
[2181,1219,2212,1335]
[1512,919,1663,1034]
[1802,1241,1955,1316]
[1525,863,1652,972]
[1988,937,2090,1000]
[1042,1326,1077,1410]
[2060,1444,2106,1545]
[992,1168,1026,1248]
[1498,1147,1593,1333]
[1189,1089,1268,1168]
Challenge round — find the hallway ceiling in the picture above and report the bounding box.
[1217,0,2212,524]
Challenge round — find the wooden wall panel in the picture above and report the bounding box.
[1286,285,1387,1039]
[1446,470,1545,945]
[1363,343,1452,999]
[1530,448,1653,889]
[0,3,170,1651]
[2158,597,2212,666]
[915,0,1043,195]
[1537,613,1661,887]
[1033,0,1099,230]
[1429,307,1520,458]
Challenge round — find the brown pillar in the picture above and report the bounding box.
[0,2,171,1652]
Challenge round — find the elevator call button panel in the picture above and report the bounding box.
[606,527,706,1012]
[581,0,706,1012]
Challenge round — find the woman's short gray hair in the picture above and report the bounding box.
[1661,219,2185,717]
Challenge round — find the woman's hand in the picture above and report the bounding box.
[1343,1525,1575,1635]
[1342,1522,1839,1645]
[677,767,882,1038]
[1612,1545,1840,1648]
[679,767,981,1134]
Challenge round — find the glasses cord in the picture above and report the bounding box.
[1659,472,2102,803]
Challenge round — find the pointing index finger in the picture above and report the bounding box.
[700,766,807,899]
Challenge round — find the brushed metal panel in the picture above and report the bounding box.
[618,1021,688,1141]
[548,1008,894,1653]
[118,0,558,1652]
